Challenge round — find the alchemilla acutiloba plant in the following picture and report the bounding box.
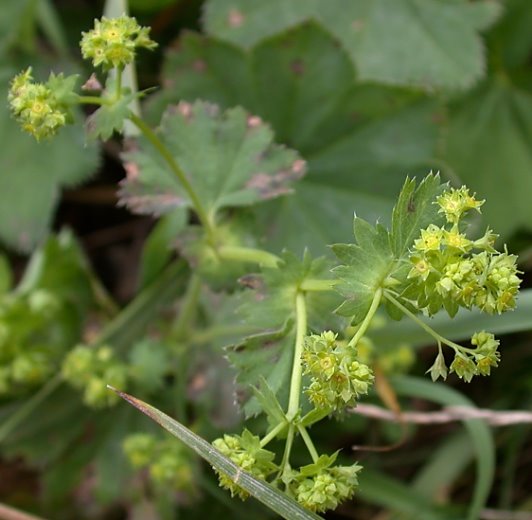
[6,14,522,517]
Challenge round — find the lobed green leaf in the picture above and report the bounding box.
[203,0,501,89]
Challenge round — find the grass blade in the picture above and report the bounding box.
[392,375,495,520]
[112,388,322,520]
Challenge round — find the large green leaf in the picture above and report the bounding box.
[203,0,500,89]
[149,25,441,253]
[441,81,532,237]
[0,79,99,252]
[113,388,322,520]
[332,220,393,323]
[120,100,305,220]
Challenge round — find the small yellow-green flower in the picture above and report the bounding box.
[8,68,69,141]
[413,224,443,252]
[80,15,157,69]
[436,186,484,224]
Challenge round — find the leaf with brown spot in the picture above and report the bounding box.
[203,0,501,90]
[120,100,305,219]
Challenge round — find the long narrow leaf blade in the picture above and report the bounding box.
[392,376,495,520]
[112,388,322,520]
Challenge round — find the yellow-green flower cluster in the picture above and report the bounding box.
[212,430,277,500]
[302,331,374,411]
[0,290,62,396]
[8,68,70,141]
[286,454,361,513]
[123,433,196,492]
[407,187,521,317]
[428,331,500,382]
[80,15,157,69]
[61,345,128,408]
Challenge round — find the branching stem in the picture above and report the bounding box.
[127,112,217,245]
[260,421,288,448]
[348,288,383,348]
[297,424,319,463]
[383,290,475,354]
[287,292,307,420]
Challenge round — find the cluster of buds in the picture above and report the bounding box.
[407,187,521,317]
[429,331,500,383]
[8,68,76,141]
[285,453,361,513]
[80,15,157,69]
[61,345,128,408]
[123,433,196,492]
[302,331,374,411]
[212,430,277,500]
[0,290,62,396]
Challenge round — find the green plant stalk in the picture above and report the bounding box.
[188,324,258,345]
[383,290,476,354]
[217,245,281,268]
[287,292,308,420]
[278,424,295,482]
[171,273,202,423]
[0,375,62,442]
[115,66,123,100]
[299,278,337,292]
[260,421,288,448]
[348,287,383,348]
[77,95,107,106]
[173,273,202,339]
[127,112,216,244]
[297,424,319,463]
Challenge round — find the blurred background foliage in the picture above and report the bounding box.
[0,0,531,519]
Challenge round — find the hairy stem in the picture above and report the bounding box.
[287,292,308,420]
[348,287,383,348]
[127,112,216,244]
[383,290,475,354]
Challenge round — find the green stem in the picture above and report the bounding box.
[77,95,106,106]
[217,245,281,268]
[127,112,216,244]
[0,375,62,442]
[383,290,475,354]
[348,288,382,348]
[287,292,307,420]
[297,425,319,463]
[278,425,295,481]
[188,324,258,345]
[115,66,123,100]
[172,274,202,423]
[173,273,202,339]
[260,421,287,448]
[299,278,337,292]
